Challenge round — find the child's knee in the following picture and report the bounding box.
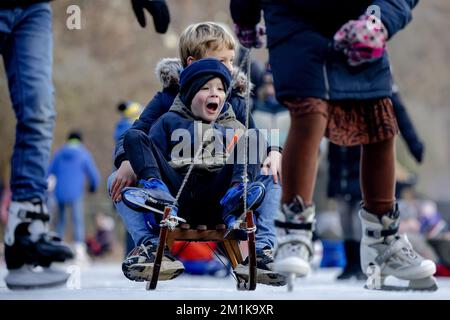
[124,129,148,147]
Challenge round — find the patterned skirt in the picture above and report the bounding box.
[283,97,398,146]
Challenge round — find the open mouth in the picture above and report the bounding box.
[206,102,219,112]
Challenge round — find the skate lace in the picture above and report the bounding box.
[139,243,154,260]
[285,242,304,256]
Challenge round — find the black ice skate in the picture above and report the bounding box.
[4,199,73,289]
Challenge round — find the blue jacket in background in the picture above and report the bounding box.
[48,142,100,203]
[114,117,133,144]
[230,0,419,100]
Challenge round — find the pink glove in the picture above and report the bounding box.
[233,23,266,49]
[334,14,388,66]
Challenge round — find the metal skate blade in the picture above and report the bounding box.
[364,276,438,292]
[5,266,70,290]
[124,195,186,223]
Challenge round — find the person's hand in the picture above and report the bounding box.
[334,14,388,66]
[261,150,282,184]
[233,23,265,49]
[131,0,170,34]
[110,160,137,202]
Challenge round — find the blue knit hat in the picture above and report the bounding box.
[179,58,232,107]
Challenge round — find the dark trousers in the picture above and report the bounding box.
[123,129,260,227]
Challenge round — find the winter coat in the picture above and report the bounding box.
[48,142,100,203]
[114,58,260,168]
[149,95,260,174]
[230,0,419,100]
[114,117,133,144]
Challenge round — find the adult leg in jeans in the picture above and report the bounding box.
[2,3,72,289]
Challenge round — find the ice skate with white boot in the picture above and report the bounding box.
[360,204,438,291]
[4,199,74,290]
[273,196,315,291]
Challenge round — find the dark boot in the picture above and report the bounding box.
[337,240,366,280]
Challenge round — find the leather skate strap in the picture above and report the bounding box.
[19,210,50,222]
[366,227,397,239]
[374,236,410,266]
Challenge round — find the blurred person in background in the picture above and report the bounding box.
[252,65,290,148]
[48,130,100,266]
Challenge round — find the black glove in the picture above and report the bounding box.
[89,185,97,194]
[131,0,170,34]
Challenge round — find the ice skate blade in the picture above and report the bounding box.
[5,266,70,290]
[364,276,438,292]
[123,191,186,223]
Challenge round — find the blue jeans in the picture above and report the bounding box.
[0,3,55,201]
[108,170,280,252]
[56,198,85,243]
[108,172,158,247]
[254,173,279,252]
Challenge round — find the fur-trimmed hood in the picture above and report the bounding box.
[154,57,252,95]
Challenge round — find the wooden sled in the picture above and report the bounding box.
[147,207,257,291]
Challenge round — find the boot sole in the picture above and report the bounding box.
[123,263,185,282]
[234,265,287,287]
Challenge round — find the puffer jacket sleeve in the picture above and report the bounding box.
[391,92,424,163]
[372,0,419,39]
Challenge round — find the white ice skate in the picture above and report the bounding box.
[273,196,315,291]
[360,206,438,291]
[4,199,73,290]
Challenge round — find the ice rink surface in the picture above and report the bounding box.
[1,262,449,300]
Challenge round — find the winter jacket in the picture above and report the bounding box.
[114,58,268,169]
[114,117,133,144]
[230,0,419,100]
[48,142,100,203]
[149,95,264,177]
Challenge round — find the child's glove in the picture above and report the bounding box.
[233,23,266,49]
[334,14,388,66]
[131,0,170,34]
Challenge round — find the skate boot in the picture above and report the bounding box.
[234,248,287,286]
[360,205,438,291]
[273,196,315,291]
[4,199,74,289]
[122,242,184,282]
